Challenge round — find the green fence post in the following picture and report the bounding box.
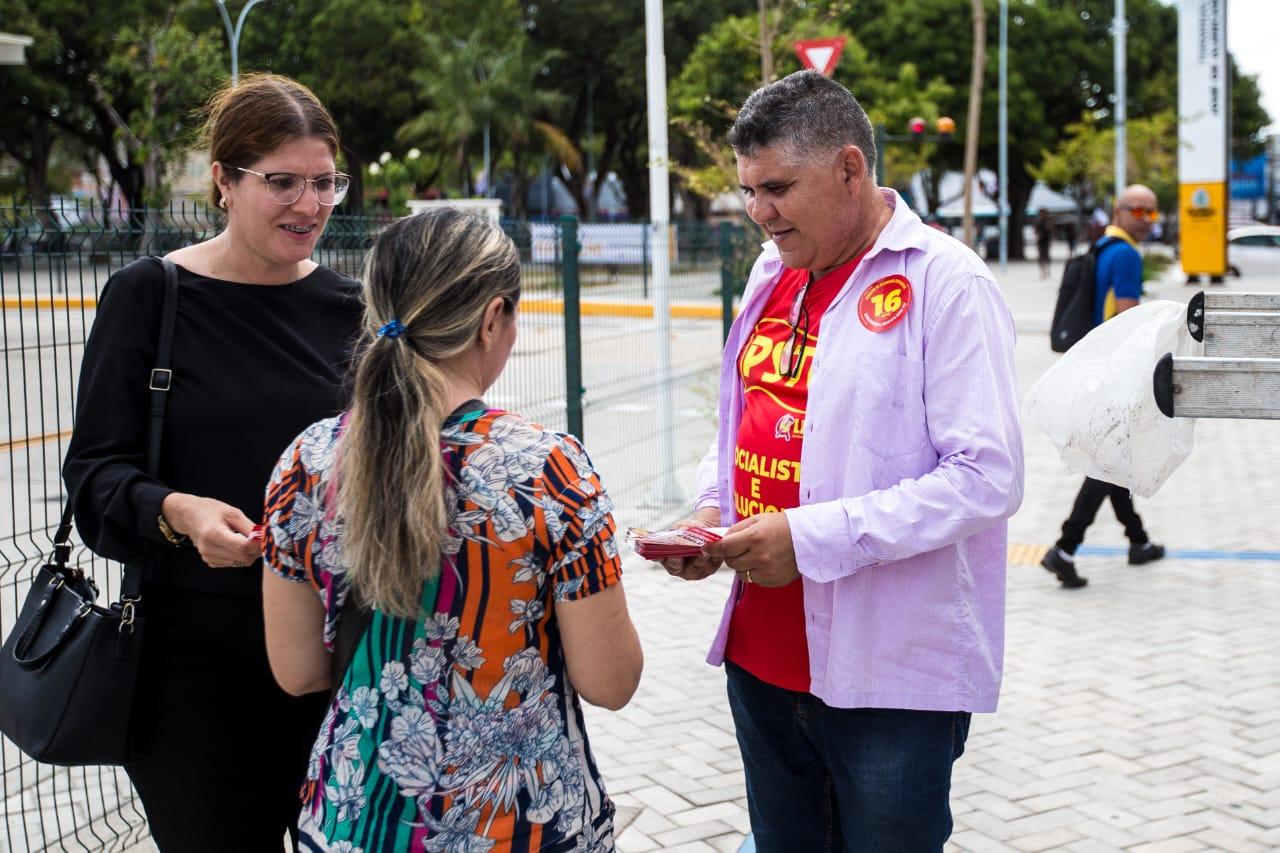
[719,222,736,343]
[560,215,584,440]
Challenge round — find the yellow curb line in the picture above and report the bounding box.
[521,299,730,320]
[4,296,733,319]
[0,428,73,454]
[1007,543,1049,566]
[2,296,96,310]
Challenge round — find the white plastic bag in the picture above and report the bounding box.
[1024,300,1203,497]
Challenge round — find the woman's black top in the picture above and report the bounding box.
[63,258,363,597]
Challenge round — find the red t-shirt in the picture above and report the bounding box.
[724,254,863,692]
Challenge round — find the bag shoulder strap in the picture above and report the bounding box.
[52,257,180,599]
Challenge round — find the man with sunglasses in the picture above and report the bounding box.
[1040,184,1167,589]
[658,70,1023,852]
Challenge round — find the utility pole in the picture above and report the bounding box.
[998,0,1008,272]
[758,0,773,84]
[214,0,267,85]
[645,0,681,504]
[1114,0,1127,195]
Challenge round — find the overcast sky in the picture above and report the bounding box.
[1224,0,1279,132]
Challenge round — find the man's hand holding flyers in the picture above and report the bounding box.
[652,506,723,581]
[705,511,798,588]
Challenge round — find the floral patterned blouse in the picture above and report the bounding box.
[263,408,624,852]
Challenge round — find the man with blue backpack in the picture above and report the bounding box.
[1041,184,1167,589]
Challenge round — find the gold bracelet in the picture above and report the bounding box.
[157,514,187,546]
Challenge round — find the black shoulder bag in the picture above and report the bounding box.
[0,257,180,766]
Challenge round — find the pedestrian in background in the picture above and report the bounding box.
[62,74,362,851]
[661,70,1023,852]
[1035,209,1053,279]
[1041,184,1167,589]
[262,208,642,852]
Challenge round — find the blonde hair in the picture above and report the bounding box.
[337,209,521,618]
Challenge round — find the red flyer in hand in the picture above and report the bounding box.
[627,526,726,560]
[248,524,265,542]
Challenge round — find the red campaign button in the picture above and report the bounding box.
[857,275,912,332]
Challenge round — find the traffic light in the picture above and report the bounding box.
[935,116,956,136]
[909,116,927,136]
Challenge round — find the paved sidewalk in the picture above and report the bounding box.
[123,244,1280,852]
[583,245,1280,852]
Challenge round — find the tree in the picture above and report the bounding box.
[398,29,579,207]
[960,0,986,245]
[0,0,178,212]
[98,18,225,206]
[223,0,434,211]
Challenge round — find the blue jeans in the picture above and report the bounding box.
[725,660,971,853]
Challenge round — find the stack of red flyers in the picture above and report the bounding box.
[627,526,726,560]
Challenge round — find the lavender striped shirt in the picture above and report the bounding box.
[695,190,1024,712]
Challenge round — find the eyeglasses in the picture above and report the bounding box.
[778,278,811,379]
[1120,205,1160,222]
[235,167,351,206]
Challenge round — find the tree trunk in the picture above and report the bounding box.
[345,149,366,214]
[962,0,987,246]
[758,0,773,84]
[1006,169,1034,260]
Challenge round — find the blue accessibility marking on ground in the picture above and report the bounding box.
[1076,546,1280,562]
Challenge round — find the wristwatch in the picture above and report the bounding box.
[157,514,188,546]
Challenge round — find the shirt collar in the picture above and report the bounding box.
[1104,224,1139,248]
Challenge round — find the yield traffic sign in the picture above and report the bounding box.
[793,37,846,76]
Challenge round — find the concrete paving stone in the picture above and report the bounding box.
[667,802,747,828]
[660,842,719,853]
[1058,842,1126,853]
[1190,828,1270,852]
[998,806,1083,837]
[1007,826,1085,852]
[1126,839,1208,853]
[646,770,709,793]
[948,830,1023,853]
[663,756,724,779]
[627,807,678,837]
[1128,813,1216,843]
[698,770,747,789]
[682,786,748,807]
[605,776,658,796]
[614,828,659,853]
[960,792,1033,822]
[628,784,696,816]
[1013,788,1091,813]
[709,833,747,853]
[649,820,736,848]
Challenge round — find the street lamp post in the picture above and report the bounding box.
[215,0,268,85]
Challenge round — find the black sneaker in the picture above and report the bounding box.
[1041,548,1087,589]
[1129,542,1166,565]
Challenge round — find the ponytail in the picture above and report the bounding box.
[334,209,520,618]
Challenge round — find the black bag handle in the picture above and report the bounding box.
[51,257,180,602]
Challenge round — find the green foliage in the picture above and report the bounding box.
[1032,109,1178,213]
[101,20,226,205]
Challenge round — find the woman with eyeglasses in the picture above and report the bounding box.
[261,208,643,852]
[63,74,362,852]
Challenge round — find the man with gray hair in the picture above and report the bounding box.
[660,70,1024,850]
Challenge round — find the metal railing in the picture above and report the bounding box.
[0,201,754,851]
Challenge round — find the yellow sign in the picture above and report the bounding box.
[1179,183,1227,276]
[1177,0,1227,277]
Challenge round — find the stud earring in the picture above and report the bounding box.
[219,197,229,210]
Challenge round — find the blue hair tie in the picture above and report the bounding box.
[377,320,406,339]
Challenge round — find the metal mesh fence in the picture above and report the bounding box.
[0,201,755,851]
